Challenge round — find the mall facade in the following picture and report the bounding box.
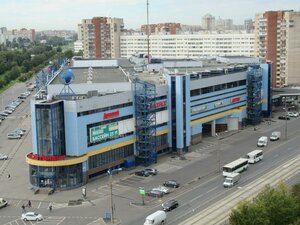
[26,58,271,189]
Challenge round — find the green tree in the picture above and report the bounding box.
[230,201,270,225]
[256,184,299,225]
[291,183,300,206]
[64,49,74,59]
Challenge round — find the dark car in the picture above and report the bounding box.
[162,199,179,211]
[135,170,150,177]
[144,168,158,175]
[146,190,165,198]
[278,115,290,120]
[163,180,180,188]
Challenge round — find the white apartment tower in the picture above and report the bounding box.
[254,10,300,88]
[78,17,124,59]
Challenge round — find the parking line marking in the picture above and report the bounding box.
[37,201,42,209]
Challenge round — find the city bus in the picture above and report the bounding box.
[247,149,263,164]
[222,158,249,177]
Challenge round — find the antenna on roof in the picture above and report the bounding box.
[147,0,150,64]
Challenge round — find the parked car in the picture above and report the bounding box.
[135,170,150,177]
[21,212,43,221]
[0,116,5,120]
[0,112,8,117]
[0,154,8,160]
[7,133,21,139]
[163,180,180,188]
[152,186,170,194]
[13,128,26,136]
[146,190,165,198]
[278,115,290,120]
[287,111,299,117]
[161,199,179,211]
[3,109,12,114]
[0,198,8,208]
[144,168,158,175]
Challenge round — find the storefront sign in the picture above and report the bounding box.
[151,100,167,109]
[191,105,207,113]
[103,110,119,120]
[231,97,241,103]
[90,122,119,143]
[214,101,224,108]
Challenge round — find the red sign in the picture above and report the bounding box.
[231,97,241,103]
[28,153,65,161]
[103,110,120,120]
[151,100,167,109]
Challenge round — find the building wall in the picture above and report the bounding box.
[121,33,255,59]
[254,10,300,88]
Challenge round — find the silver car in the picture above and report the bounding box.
[0,154,8,160]
[7,133,21,139]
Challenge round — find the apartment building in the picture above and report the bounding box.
[141,23,181,34]
[254,10,300,88]
[78,17,124,59]
[120,32,255,59]
[0,27,35,44]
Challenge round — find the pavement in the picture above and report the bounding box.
[0,108,286,223]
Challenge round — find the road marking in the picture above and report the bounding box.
[206,186,218,194]
[37,201,42,209]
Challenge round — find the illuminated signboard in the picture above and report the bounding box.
[151,100,167,109]
[214,101,224,108]
[103,110,119,120]
[231,97,241,103]
[90,122,119,143]
[191,105,207,113]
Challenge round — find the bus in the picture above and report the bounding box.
[222,158,249,177]
[247,150,263,164]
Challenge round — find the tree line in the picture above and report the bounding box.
[0,37,76,90]
[229,182,300,225]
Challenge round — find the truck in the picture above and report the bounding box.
[270,131,281,141]
[257,136,268,147]
[144,210,166,225]
[223,172,241,188]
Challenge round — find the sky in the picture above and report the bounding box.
[0,0,299,31]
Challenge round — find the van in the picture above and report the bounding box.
[247,150,263,164]
[257,136,268,147]
[270,131,281,141]
[223,172,240,188]
[144,210,166,225]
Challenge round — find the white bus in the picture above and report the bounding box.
[247,150,263,164]
[222,158,249,177]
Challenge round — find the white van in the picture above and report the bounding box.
[223,172,241,188]
[257,136,268,147]
[144,210,166,225]
[247,150,263,164]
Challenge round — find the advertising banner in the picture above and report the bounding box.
[90,122,119,143]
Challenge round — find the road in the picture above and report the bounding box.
[1,79,300,224]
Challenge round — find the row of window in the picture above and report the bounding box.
[77,102,133,117]
[89,144,134,169]
[190,80,246,97]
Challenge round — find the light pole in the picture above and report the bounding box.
[215,133,221,172]
[282,97,288,140]
[107,168,122,224]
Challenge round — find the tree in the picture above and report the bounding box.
[291,183,300,206]
[230,201,270,225]
[64,49,74,59]
[255,184,299,225]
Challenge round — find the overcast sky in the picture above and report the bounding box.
[0,0,299,31]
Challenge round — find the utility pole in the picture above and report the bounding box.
[147,0,150,64]
[283,97,288,140]
[107,168,122,224]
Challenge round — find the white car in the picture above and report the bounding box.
[21,212,43,221]
[0,154,8,160]
[152,186,170,194]
[13,128,26,136]
[287,111,299,117]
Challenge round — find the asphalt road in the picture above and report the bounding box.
[1,80,300,225]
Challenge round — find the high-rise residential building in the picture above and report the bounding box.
[78,17,124,59]
[254,10,300,88]
[202,14,215,30]
[0,27,35,44]
[141,23,181,34]
[120,32,255,59]
[244,19,254,32]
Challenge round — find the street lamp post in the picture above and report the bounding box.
[215,133,221,173]
[282,97,288,140]
[107,168,122,224]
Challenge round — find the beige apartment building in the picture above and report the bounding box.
[78,17,124,59]
[254,10,300,88]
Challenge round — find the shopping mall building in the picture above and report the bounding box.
[26,56,272,189]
